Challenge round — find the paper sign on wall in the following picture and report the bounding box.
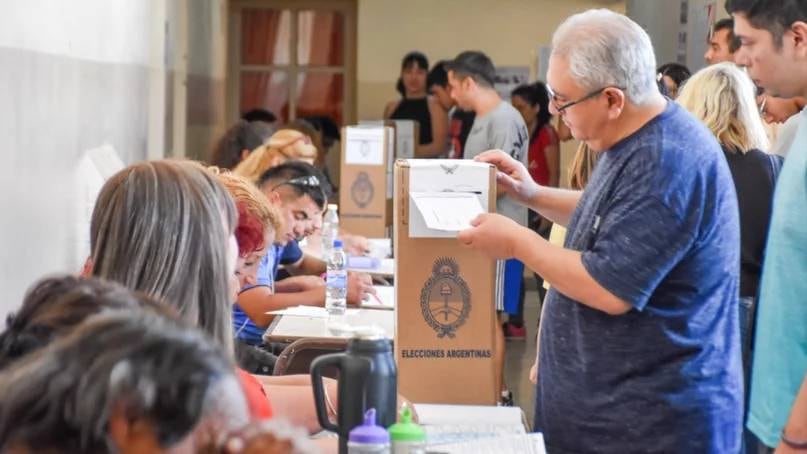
[345,127,385,165]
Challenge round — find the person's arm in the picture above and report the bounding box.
[778,374,807,453]
[273,275,325,293]
[460,181,694,315]
[474,149,581,226]
[415,97,449,158]
[237,286,325,327]
[383,100,400,120]
[458,215,628,313]
[284,253,327,276]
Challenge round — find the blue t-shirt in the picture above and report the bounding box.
[534,102,743,453]
[748,110,807,448]
[252,241,305,289]
[234,241,305,345]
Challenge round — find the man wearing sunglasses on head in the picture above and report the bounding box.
[234,161,375,348]
[458,9,743,454]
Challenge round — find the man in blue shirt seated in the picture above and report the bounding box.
[234,162,374,346]
[458,9,743,454]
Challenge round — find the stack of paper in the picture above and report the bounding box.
[426,433,546,454]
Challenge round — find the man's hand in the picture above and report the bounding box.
[529,361,538,385]
[346,272,375,306]
[474,149,540,207]
[342,234,370,256]
[458,213,525,260]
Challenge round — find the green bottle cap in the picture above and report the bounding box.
[388,405,426,442]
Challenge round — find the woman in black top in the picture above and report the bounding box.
[677,62,781,408]
[384,51,448,157]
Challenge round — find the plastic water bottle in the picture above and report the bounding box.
[326,239,347,316]
[348,409,391,453]
[322,203,340,261]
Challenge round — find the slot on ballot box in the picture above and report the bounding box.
[394,159,499,405]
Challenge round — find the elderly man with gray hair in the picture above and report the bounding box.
[459,9,743,453]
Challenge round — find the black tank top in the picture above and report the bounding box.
[390,97,433,145]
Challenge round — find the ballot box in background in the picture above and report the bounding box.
[359,119,418,159]
[393,159,499,405]
[339,125,394,237]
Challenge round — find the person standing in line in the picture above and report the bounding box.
[445,50,530,406]
[459,9,743,452]
[384,51,448,158]
[729,0,807,451]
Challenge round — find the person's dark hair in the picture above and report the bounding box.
[211,120,266,170]
[712,17,742,53]
[302,116,341,146]
[725,0,807,46]
[511,82,552,132]
[257,161,329,209]
[657,62,692,88]
[0,276,175,371]
[396,51,429,97]
[0,310,244,453]
[241,108,277,124]
[444,51,496,89]
[427,61,449,89]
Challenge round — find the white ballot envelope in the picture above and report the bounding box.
[410,192,484,232]
[407,160,492,238]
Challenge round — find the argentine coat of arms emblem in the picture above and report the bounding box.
[420,257,471,338]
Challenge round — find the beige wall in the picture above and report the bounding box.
[355,0,625,187]
[356,0,625,121]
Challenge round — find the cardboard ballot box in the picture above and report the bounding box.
[393,159,499,405]
[339,125,395,237]
[359,119,419,159]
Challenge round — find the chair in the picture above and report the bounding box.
[272,337,347,377]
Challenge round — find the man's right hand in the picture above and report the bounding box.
[474,149,541,207]
[346,272,375,306]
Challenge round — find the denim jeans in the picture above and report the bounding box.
[739,296,756,375]
[739,296,761,454]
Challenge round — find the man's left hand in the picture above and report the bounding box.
[458,213,524,260]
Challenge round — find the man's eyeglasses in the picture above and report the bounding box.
[274,175,320,189]
[547,85,624,114]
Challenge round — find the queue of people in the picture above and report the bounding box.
[1,1,806,453]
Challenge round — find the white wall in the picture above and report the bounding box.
[0,0,227,322]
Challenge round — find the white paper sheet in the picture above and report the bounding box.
[361,285,394,310]
[345,126,385,165]
[411,192,484,232]
[406,160,491,239]
[427,433,546,454]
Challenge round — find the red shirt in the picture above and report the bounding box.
[528,125,559,186]
[236,368,273,420]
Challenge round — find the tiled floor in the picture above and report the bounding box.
[503,284,542,427]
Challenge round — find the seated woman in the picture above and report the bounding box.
[383,51,448,157]
[211,119,268,170]
[86,159,343,437]
[0,275,173,370]
[677,63,780,383]
[0,308,250,454]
